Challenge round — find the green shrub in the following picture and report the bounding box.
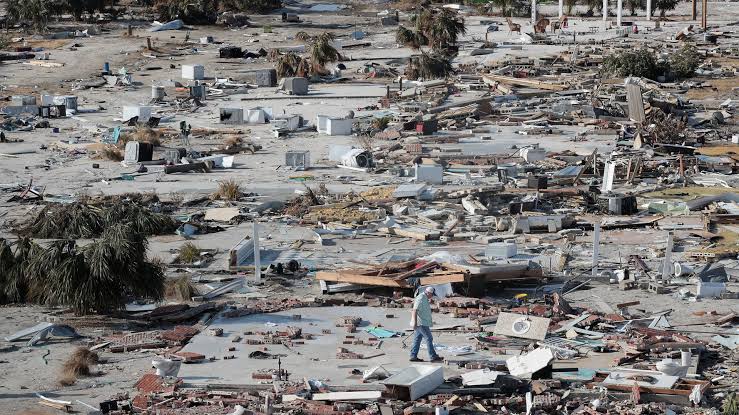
[669,45,700,79]
[602,49,661,80]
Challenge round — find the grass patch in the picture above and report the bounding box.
[211,179,242,201]
[177,242,201,264]
[59,347,99,386]
[372,117,391,130]
[118,128,163,148]
[164,275,198,301]
[101,145,123,161]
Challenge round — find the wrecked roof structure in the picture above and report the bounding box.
[0,0,738,414]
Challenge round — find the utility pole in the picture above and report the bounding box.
[692,0,697,20]
[646,0,651,21]
[701,0,707,29]
[603,0,608,23]
[559,0,563,18]
[531,0,537,27]
[617,0,622,26]
[253,222,261,281]
[592,224,601,278]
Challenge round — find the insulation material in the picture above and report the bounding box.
[506,348,554,378]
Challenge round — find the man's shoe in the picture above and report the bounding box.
[409,357,424,362]
[429,357,444,363]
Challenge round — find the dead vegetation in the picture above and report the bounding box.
[405,52,453,80]
[18,201,176,239]
[177,242,201,264]
[211,179,242,201]
[223,136,243,149]
[165,275,198,301]
[356,135,376,151]
[118,128,163,147]
[101,145,123,161]
[99,127,163,161]
[1,225,166,314]
[59,347,99,386]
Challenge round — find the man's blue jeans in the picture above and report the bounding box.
[409,325,439,359]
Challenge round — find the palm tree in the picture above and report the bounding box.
[296,57,312,77]
[309,34,340,74]
[295,31,312,42]
[396,25,421,49]
[406,52,453,80]
[425,8,466,52]
[275,52,300,77]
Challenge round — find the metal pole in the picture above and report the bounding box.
[253,222,261,281]
[646,0,651,21]
[662,232,673,281]
[617,0,622,26]
[592,224,600,278]
[559,0,563,18]
[603,0,608,22]
[701,0,707,29]
[692,0,697,20]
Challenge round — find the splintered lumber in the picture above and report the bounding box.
[445,263,544,281]
[316,271,411,287]
[419,273,467,285]
[36,394,72,412]
[392,261,440,281]
[24,60,64,67]
[164,162,209,174]
[378,226,441,241]
[482,74,568,91]
[312,391,383,401]
[590,371,710,397]
[38,401,72,412]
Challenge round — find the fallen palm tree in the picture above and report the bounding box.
[0,238,39,304]
[2,224,165,314]
[406,52,453,80]
[18,201,176,239]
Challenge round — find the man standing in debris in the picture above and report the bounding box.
[409,286,443,363]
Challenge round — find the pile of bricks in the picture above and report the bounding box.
[335,347,363,359]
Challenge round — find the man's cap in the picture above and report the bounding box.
[424,286,437,296]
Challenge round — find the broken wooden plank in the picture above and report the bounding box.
[312,391,383,401]
[316,271,410,288]
[377,226,440,241]
[482,74,568,91]
[419,273,466,285]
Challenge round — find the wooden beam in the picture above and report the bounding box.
[378,226,440,241]
[316,271,410,288]
[392,261,439,281]
[482,74,568,91]
[312,391,383,401]
[419,273,466,285]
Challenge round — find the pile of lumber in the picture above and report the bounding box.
[316,259,544,290]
